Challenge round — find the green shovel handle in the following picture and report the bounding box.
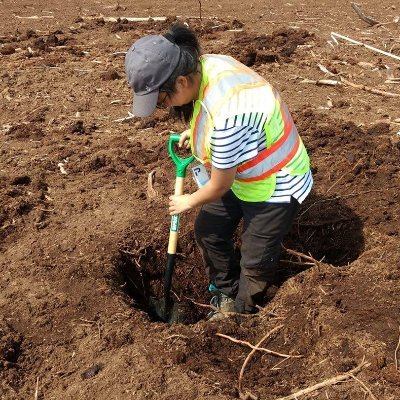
[168,133,194,177]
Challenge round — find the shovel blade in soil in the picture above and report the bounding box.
[148,297,183,324]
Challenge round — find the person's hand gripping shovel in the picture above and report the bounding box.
[149,133,194,324]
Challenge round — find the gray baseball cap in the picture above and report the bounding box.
[125,35,181,117]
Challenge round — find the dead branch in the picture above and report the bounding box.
[313,63,400,98]
[331,32,400,62]
[300,78,342,86]
[282,245,324,266]
[238,325,284,398]
[147,170,158,199]
[14,15,54,19]
[351,3,380,26]
[216,332,303,359]
[275,360,370,400]
[340,77,400,98]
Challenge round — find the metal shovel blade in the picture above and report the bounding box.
[148,296,183,324]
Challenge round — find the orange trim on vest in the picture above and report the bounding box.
[235,136,300,182]
[236,96,292,173]
[236,117,293,173]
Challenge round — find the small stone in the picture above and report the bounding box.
[81,363,104,379]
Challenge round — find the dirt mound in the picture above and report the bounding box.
[229,28,314,66]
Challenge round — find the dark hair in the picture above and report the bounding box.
[160,24,201,122]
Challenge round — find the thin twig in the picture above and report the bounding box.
[238,325,284,397]
[34,377,39,400]
[340,77,400,98]
[280,259,315,267]
[350,2,380,26]
[133,257,146,297]
[395,326,400,371]
[282,245,323,266]
[113,112,135,123]
[349,373,378,400]
[331,32,400,62]
[271,356,292,370]
[275,360,370,400]
[216,332,302,359]
[198,0,202,23]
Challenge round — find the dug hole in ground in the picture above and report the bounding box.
[0,0,399,399]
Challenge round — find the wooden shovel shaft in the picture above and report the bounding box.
[167,176,185,254]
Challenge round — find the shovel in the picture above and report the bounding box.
[149,133,194,324]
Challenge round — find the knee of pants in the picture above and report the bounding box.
[241,245,281,272]
[240,250,280,283]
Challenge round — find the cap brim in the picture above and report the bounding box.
[132,89,159,117]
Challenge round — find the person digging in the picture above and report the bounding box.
[124,24,313,320]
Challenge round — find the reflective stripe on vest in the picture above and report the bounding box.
[235,89,300,182]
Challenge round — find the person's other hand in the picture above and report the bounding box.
[169,194,193,215]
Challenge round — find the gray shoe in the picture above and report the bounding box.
[207,293,235,320]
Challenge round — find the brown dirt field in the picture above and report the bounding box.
[1,1,400,399]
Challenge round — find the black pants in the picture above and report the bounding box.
[194,190,300,314]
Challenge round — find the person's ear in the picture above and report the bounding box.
[176,75,189,89]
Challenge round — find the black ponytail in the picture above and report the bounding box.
[160,24,201,122]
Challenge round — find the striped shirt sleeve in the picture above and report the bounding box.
[210,112,267,169]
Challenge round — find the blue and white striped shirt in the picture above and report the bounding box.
[210,113,313,204]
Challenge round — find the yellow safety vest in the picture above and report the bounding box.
[190,54,310,202]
